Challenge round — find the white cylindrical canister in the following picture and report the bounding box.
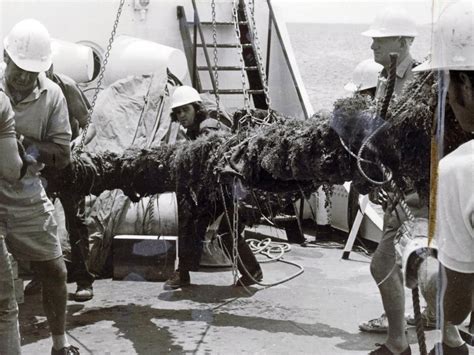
[104,35,188,85]
[115,192,178,236]
[51,39,94,83]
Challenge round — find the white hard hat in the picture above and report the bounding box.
[394,218,437,289]
[362,8,418,38]
[414,0,473,72]
[344,59,383,92]
[3,19,52,73]
[171,86,202,109]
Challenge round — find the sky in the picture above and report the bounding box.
[271,0,437,24]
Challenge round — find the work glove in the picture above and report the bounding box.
[16,139,29,179]
[16,137,44,179]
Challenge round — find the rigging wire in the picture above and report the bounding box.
[75,0,126,154]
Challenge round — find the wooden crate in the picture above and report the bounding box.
[113,235,178,282]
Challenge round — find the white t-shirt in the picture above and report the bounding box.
[0,71,71,216]
[436,140,474,273]
[0,91,15,140]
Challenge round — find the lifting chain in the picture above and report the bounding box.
[210,0,221,122]
[219,183,239,285]
[247,0,272,116]
[232,177,240,285]
[231,0,252,119]
[74,0,126,154]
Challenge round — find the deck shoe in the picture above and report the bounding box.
[74,286,93,302]
[235,269,263,287]
[24,278,42,296]
[368,344,411,355]
[360,313,408,333]
[459,329,474,346]
[163,270,190,290]
[406,308,436,329]
[51,345,80,355]
[428,342,468,355]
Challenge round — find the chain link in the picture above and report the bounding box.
[232,0,252,118]
[247,0,272,114]
[232,177,240,285]
[75,0,126,154]
[210,0,221,121]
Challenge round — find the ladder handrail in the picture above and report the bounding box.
[191,0,218,94]
[265,0,312,119]
[177,6,202,91]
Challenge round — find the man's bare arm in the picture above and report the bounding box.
[0,137,22,181]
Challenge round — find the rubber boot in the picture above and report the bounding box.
[220,233,262,286]
[236,238,261,279]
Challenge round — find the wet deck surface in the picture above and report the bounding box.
[19,241,469,354]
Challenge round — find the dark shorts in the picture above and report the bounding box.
[440,265,474,325]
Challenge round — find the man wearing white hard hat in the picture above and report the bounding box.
[170,85,230,139]
[1,19,79,355]
[414,1,473,354]
[344,58,383,98]
[358,8,438,355]
[164,85,263,290]
[363,7,418,100]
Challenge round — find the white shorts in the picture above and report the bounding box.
[0,207,62,262]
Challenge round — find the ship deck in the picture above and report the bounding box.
[18,230,453,355]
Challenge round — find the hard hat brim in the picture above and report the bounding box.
[412,60,433,72]
[361,29,418,38]
[171,99,202,110]
[344,82,358,92]
[413,59,474,72]
[361,29,382,37]
[10,56,52,73]
[4,39,52,73]
[344,82,376,93]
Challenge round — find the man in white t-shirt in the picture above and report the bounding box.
[414,1,473,354]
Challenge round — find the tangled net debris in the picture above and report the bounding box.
[43,71,472,210]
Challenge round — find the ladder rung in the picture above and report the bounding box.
[188,21,248,26]
[196,43,252,48]
[202,89,265,95]
[197,66,258,71]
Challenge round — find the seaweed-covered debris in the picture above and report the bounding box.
[43,72,472,206]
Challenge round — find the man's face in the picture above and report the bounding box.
[448,73,474,132]
[173,103,196,129]
[4,56,39,93]
[371,37,403,67]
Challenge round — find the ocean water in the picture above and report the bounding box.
[287,23,433,112]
